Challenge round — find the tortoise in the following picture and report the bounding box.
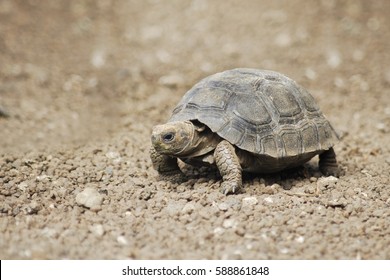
[150,68,339,194]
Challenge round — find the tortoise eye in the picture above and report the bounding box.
[162,132,175,143]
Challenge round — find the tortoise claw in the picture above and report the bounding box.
[220,181,241,195]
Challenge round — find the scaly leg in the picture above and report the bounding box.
[319,147,339,177]
[150,146,186,183]
[214,140,242,194]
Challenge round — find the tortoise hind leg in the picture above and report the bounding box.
[214,140,242,195]
[319,147,339,177]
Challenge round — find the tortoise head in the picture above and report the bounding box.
[151,121,200,156]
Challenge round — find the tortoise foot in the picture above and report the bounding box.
[220,181,241,195]
[319,147,340,177]
[320,166,340,177]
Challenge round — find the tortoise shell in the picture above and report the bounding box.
[169,68,338,158]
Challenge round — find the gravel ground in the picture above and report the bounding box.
[0,0,389,259]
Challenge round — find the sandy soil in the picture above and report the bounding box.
[0,0,389,259]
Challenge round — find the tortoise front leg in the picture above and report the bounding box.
[150,146,186,183]
[214,140,242,194]
[319,147,339,177]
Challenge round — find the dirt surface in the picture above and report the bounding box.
[1,0,389,259]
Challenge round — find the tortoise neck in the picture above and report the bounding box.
[179,124,221,158]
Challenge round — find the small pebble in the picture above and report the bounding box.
[296,236,305,243]
[306,185,317,194]
[218,202,229,211]
[242,196,258,207]
[26,201,41,215]
[63,74,84,92]
[327,198,347,208]
[181,202,196,214]
[158,74,185,88]
[280,248,289,254]
[274,32,292,47]
[376,122,386,132]
[334,77,345,89]
[213,227,225,235]
[89,224,105,237]
[91,49,106,68]
[36,175,50,182]
[305,68,317,80]
[223,218,237,229]
[270,183,282,191]
[309,177,317,183]
[76,187,103,209]
[235,228,245,237]
[156,50,172,64]
[326,50,342,69]
[117,235,128,245]
[18,181,28,191]
[317,176,338,188]
[105,151,121,159]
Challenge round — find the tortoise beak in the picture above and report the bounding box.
[151,127,161,146]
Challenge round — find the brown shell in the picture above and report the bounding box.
[169,68,338,158]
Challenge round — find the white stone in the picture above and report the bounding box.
[217,202,229,211]
[222,219,237,229]
[317,176,338,188]
[158,74,185,87]
[213,227,225,235]
[327,50,342,68]
[376,122,386,132]
[89,224,105,237]
[274,32,292,47]
[296,236,305,243]
[18,181,28,191]
[181,202,196,214]
[91,49,106,68]
[105,151,120,159]
[242,196,258,207]
[305,68,317,80]
[76,187,103,209]
[280,248,289,254]
[36,174,50,181]
[117,235,128,245]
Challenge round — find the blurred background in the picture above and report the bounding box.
[0,0,389,152]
